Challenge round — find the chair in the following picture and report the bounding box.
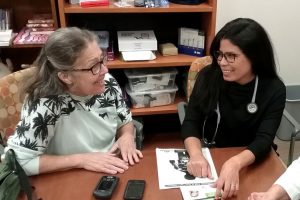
[177,56,212,125]
[277,110,300,165]
[276,85,300,165]
[0,67,36,147]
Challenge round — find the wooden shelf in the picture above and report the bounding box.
[108,53,198,69]
[131,95,185,116]
[63,1,214,13]
[57,0,217,116]
[9,44,44,48]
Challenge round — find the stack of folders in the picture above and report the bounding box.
[13,14,55,45]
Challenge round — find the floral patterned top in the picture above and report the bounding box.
[4,73,132,175]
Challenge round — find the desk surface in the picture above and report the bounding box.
[20,133,286,200]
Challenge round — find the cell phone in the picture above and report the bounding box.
[93,176,119,199]
[123,180,146,200]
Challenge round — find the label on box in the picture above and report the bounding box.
[118,30,157,51]
[150,93,171,107]
[146,74,170,86]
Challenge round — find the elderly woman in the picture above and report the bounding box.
[3,27,142,175]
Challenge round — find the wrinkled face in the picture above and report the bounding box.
[65,41,108,96]
[217,39,255,85]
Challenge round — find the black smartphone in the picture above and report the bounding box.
[93,176,119,199]
[123,180,145,200]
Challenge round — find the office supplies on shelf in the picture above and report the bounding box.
[159,43,178,56]
[79,0,109,7]
[178,27,205,57]
[118,30,157,52]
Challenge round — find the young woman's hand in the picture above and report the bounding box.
[214,157,240,199]
[187,152,213,178]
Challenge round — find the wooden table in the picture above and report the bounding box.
[19,133,286,200]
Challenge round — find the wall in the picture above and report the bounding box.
[216,0,300,84]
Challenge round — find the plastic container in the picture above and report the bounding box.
[124,68,177,92]
[126,85,178,108]
[277,85,300,140]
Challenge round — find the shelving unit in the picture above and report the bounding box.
[0,0,58,70]
[57,0,217,116]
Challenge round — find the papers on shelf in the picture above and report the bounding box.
[0,29,12,46]
[155,148,218,190]
[121,51,156,61]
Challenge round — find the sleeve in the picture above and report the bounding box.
[105,74,132,129]
[274,157,300,200]
[181,74,205,140]
[247,80,286,161]
[4,98,58,175]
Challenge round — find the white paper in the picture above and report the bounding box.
[156,148,218,189]
[121,51,156,61]
[180,185,216,200]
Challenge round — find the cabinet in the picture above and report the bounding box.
[0,0,58,70]
[57,0,216,116]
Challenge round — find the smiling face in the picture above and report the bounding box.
[59,40,108,96]
[218,39,255,85]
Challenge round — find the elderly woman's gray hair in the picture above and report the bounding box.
[21,27,99,102]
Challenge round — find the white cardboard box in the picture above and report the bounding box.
[117,30,157,52]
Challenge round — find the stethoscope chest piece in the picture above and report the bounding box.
[247,102,258,114]
[247,76,259,114]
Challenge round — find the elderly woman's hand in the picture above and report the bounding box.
[79,152,129,174]
[110,133,143,165]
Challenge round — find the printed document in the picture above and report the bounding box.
[156,148,218,189]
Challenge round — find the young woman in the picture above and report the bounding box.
[3,27,142,175]
[181,18,286,199]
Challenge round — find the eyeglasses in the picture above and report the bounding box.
[68,56,107,75]
[213,51,239,63]
[202,103,220,147]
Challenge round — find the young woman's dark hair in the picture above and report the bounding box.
[193,18,278,115]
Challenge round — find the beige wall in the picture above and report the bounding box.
[216,0,300,84]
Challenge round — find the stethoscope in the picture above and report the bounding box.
[202,76,259,147]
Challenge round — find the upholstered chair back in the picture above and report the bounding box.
[0,67,36,145]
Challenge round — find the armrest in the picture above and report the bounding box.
[177,102,187,125]
[283,109,300,138]
[132,119,144,150]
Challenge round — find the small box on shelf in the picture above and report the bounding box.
[0,8,12,30]
[178,27,205,57]
[117,30,157,52]
[0,29,12,46]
